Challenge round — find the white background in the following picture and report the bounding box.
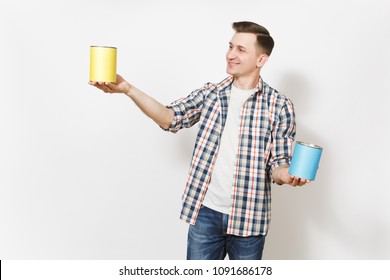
[0,0,389,260]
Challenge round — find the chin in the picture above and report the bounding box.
[226,68,238,76]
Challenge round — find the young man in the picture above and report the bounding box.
[90,21,309,260]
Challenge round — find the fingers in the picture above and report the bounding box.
[100,82,113,93]
[88,81,115,93]
[289,176,311,187]
[290,176,299,187]
[89,81,103,91]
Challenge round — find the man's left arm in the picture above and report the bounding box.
[269,99,310,187]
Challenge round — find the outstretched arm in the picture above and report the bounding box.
[89,74,174,129]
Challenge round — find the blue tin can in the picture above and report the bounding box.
[288,141,323,180]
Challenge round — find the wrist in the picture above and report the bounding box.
[272,168,282,185]
[272,165,289,185]
[124,83,133,97]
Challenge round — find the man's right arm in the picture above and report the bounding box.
[89,74,174,129]
[124,84,174,130]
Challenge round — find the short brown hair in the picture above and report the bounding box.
[232,21,274,56]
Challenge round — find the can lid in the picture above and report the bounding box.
[90,46,117,49]
[296,141,323,149]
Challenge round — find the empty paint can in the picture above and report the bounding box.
[89,46,117,82]
[288,141,323,180]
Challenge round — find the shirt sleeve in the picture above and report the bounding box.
[161,85,208,134]
[268,98,296,172]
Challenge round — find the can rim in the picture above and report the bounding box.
[296,141,322,149]
[90,46,117,49]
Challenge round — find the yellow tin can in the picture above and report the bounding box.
[89,46,117,82]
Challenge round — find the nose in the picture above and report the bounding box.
[226,49,236,60]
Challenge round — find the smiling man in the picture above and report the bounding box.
[89,21,309,260]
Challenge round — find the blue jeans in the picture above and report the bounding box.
[187,205,266,260]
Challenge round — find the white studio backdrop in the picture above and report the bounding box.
[0,0,389,259]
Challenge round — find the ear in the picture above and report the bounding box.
[257,54,269,68]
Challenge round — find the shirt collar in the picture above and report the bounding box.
[217,76,263,96]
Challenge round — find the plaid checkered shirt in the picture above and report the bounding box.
[164,76,295,236]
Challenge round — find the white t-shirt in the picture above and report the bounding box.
[202,85,256,214]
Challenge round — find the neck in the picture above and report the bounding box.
[232,72,260,90]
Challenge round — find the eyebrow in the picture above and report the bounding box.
[229,42,247,50]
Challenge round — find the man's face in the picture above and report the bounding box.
[226,32,266,78]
